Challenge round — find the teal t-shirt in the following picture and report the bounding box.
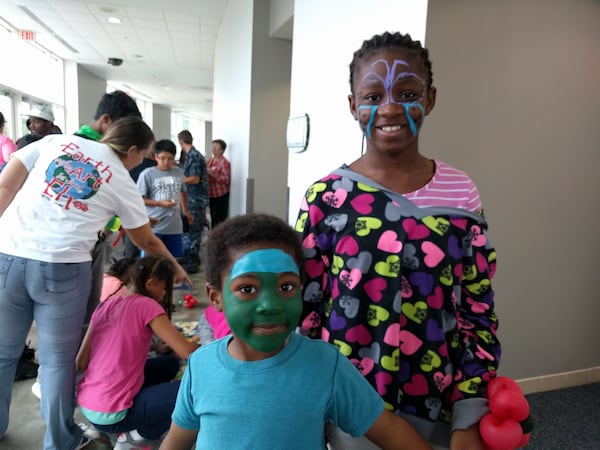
[172,333,384,449]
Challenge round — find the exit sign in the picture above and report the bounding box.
[20,30,35,41]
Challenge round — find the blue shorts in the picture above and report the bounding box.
[151,233,184,258]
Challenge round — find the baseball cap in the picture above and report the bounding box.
[26,104,55,122]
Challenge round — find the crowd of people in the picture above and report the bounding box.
[0,30,502,450]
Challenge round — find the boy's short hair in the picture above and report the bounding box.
[94,90,142,121]
[205,213,305,290]
[154,139,177,155]
[177,130,193,145]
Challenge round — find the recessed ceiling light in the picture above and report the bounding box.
[107,16,121,24]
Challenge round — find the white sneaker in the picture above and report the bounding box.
[31,381,41,399]
[113,430,157,449]
[79,422,101,440]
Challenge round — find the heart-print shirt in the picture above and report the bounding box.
[296,163,500,435]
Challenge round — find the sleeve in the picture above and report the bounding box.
[450,215,500,430]
[295,184,328,339]
[12,140,42,171]
[187,152,200,177]
[329,350,384,437]
[136,168,151,197]
[115,178,149,230]
[140,296,167,325]
[466,184,482,213]
[171,352,201,430]
[199,155,208,183]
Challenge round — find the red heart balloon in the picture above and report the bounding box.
[487,376,523,398]
[480,413,523,450]
[489,388,530,422]
[517,433,531,448]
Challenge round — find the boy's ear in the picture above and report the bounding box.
[206,282,224,312]
[96,113,112,135]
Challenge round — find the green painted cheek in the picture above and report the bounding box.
[223,274,302,353]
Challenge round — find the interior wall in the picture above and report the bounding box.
[286,0,429,224]
[212,0,253,216]
[424,0,600,379]
[151,104,171,141]
[248,0,292,217]
[204,121,213,157]
[269,0,293,39]
[212,0,291,218]
[75,66,106,130]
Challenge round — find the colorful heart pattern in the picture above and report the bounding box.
[297,172,499,425]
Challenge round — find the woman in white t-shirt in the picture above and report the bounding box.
[0,116,192,450]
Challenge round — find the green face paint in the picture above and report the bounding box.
[223,249,302,354]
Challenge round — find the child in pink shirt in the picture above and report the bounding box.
[76,255,198,448]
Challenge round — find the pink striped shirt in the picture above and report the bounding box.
[403,159,482,212]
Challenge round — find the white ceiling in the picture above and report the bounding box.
[0,0,230,120]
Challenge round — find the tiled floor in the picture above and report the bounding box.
[2,239,209,450]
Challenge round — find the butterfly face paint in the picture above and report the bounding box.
[223,248,302,354]
[355,56,427,139]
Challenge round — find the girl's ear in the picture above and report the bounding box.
[127,145,139,156]
[348,94,358,120]
[206,282,224,312]
[425,86,437,115]
[144,277,154,293]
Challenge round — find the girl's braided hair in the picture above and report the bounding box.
[130,255,175,319]
[349,31,434,93]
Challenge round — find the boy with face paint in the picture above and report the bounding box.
[160,213,432,450]
[296,32,500,450]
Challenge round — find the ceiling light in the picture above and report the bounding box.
[107,16,121,24]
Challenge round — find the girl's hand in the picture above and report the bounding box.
[450,425,485,450]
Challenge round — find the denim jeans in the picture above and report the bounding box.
[0,253,91,450]
[89,355,181,440]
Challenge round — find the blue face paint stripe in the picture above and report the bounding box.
[230,249,299,279]
[404,103,425,136]
[358,105,377,139]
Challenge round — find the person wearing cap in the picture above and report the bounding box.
[0,112,17,171]
[27,104,56,136]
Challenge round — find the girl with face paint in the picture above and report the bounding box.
[161,213,432,450]
[296,32,500,450]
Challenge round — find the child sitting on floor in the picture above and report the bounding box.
[77,255,199,449]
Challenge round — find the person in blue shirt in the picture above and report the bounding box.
[177,130,208,274]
